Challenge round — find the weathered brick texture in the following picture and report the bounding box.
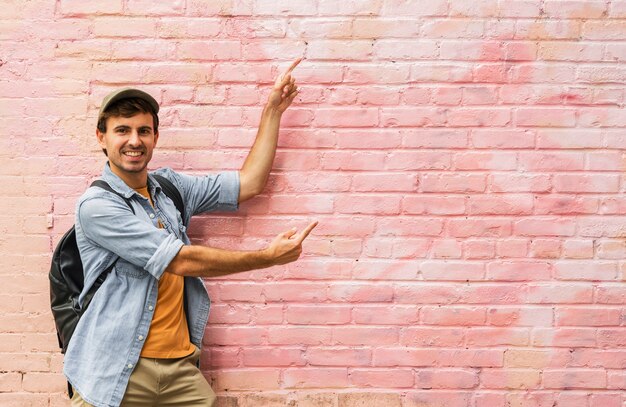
[1,0,625,405]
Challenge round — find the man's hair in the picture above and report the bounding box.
[97,97,160,156]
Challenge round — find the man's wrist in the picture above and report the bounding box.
[258,247,275,268]
[263,104,283,118]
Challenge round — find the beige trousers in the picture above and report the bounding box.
[71,347,216,407]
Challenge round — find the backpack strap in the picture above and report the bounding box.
[90,180,135,214]
[152,174,187,226]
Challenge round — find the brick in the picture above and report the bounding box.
[0,393,49,407]
[553,261,617,280]
[431,239,462,259]
[504,349,571,369]
[538,41,604,62]
[352,174,418,192]
[577,65,626,84]
[534,195,599,215]
[563,240,594,259]
[421,306,486,326]
[285,306,351,325]
[307,41,373,61]
[386,151,451,170]
[461,284,523,306]
[263,283,327,302]
[516,21,582,40]
[349,369,414,388]
[242,348,305,367]
[268,327,332,346]
[422,173,486,193]
[543,369,607,389]
[440,349,503,367]
[297,393,338,407]
[598,329,626,347]
[401,328,464,347]
[283,368,349,389]
[449,219,511,238]
[466,328,529,346]
[583,21,626,40]
[454,152,517,170]
[338,393,401,407]
[488,306,553,327]
[205,327,267,346]
[213,369,281,391]
[374,40,438,60]
[22,372,66,392]
[474,393,506,407]
[480,369,542,389]
[449,0,498,16]
[421,261,485,281]
[533,328,597,347]
[333,327,398,346]
[403,196,466,215]
[578,217,626,238]
[526,283,593,304]
[486,261,551,281]
[529,239,562,259]
[394,283,462,304]
[471,129,535,149]
[59,0,122,16]
[307,348,371,367]
[422,20,483,38]
[464,240,496,259]
[513,218,576,237]
[468,194,533,215]
[404,391,471,407]
[557,308,621,326]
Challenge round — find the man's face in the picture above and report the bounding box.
[96,112,159,182]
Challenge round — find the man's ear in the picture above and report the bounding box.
[96,129,106,149]
[153,131,159,147]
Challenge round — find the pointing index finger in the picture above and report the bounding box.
[296,221,318,244]
[285,58,302,76]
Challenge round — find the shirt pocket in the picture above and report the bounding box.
[115,259,148,279]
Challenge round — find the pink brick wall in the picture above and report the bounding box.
[2,1,625,406]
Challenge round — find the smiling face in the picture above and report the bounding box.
[96,112,159,188]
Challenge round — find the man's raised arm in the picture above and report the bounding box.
[238,58,302,202]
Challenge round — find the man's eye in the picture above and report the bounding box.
[116,128,128,134]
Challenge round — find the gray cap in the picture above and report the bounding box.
[98,87,159,119]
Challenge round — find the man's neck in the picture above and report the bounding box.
[108,162,148,189]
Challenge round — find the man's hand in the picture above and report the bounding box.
[266,221,318,265]
[266,58,301,114]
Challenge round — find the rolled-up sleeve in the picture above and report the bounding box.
[78,196,184,280]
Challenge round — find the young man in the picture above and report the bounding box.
[64,59,317,407]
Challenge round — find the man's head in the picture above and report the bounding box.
[97,88,160,155]
[96,88,161,186]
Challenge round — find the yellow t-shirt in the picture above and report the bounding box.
[135,186,195,359]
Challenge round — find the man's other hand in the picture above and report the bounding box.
[267,58,301,113]
[265,221,318,265]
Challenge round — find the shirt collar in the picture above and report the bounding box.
[101,162,162,199]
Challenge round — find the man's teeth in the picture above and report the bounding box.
[125,151,142,156]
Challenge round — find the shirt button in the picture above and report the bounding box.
[138,335,144,341]
[127,364,133,369]
[148,305,154,311]
[149,213,155,219]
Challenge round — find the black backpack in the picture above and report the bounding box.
[49,174,185,355]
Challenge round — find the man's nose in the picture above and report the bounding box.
[127,130,141,146]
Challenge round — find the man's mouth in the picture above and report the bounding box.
[123,151,143,157]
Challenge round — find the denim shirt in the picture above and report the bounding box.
[63,163,239,407]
